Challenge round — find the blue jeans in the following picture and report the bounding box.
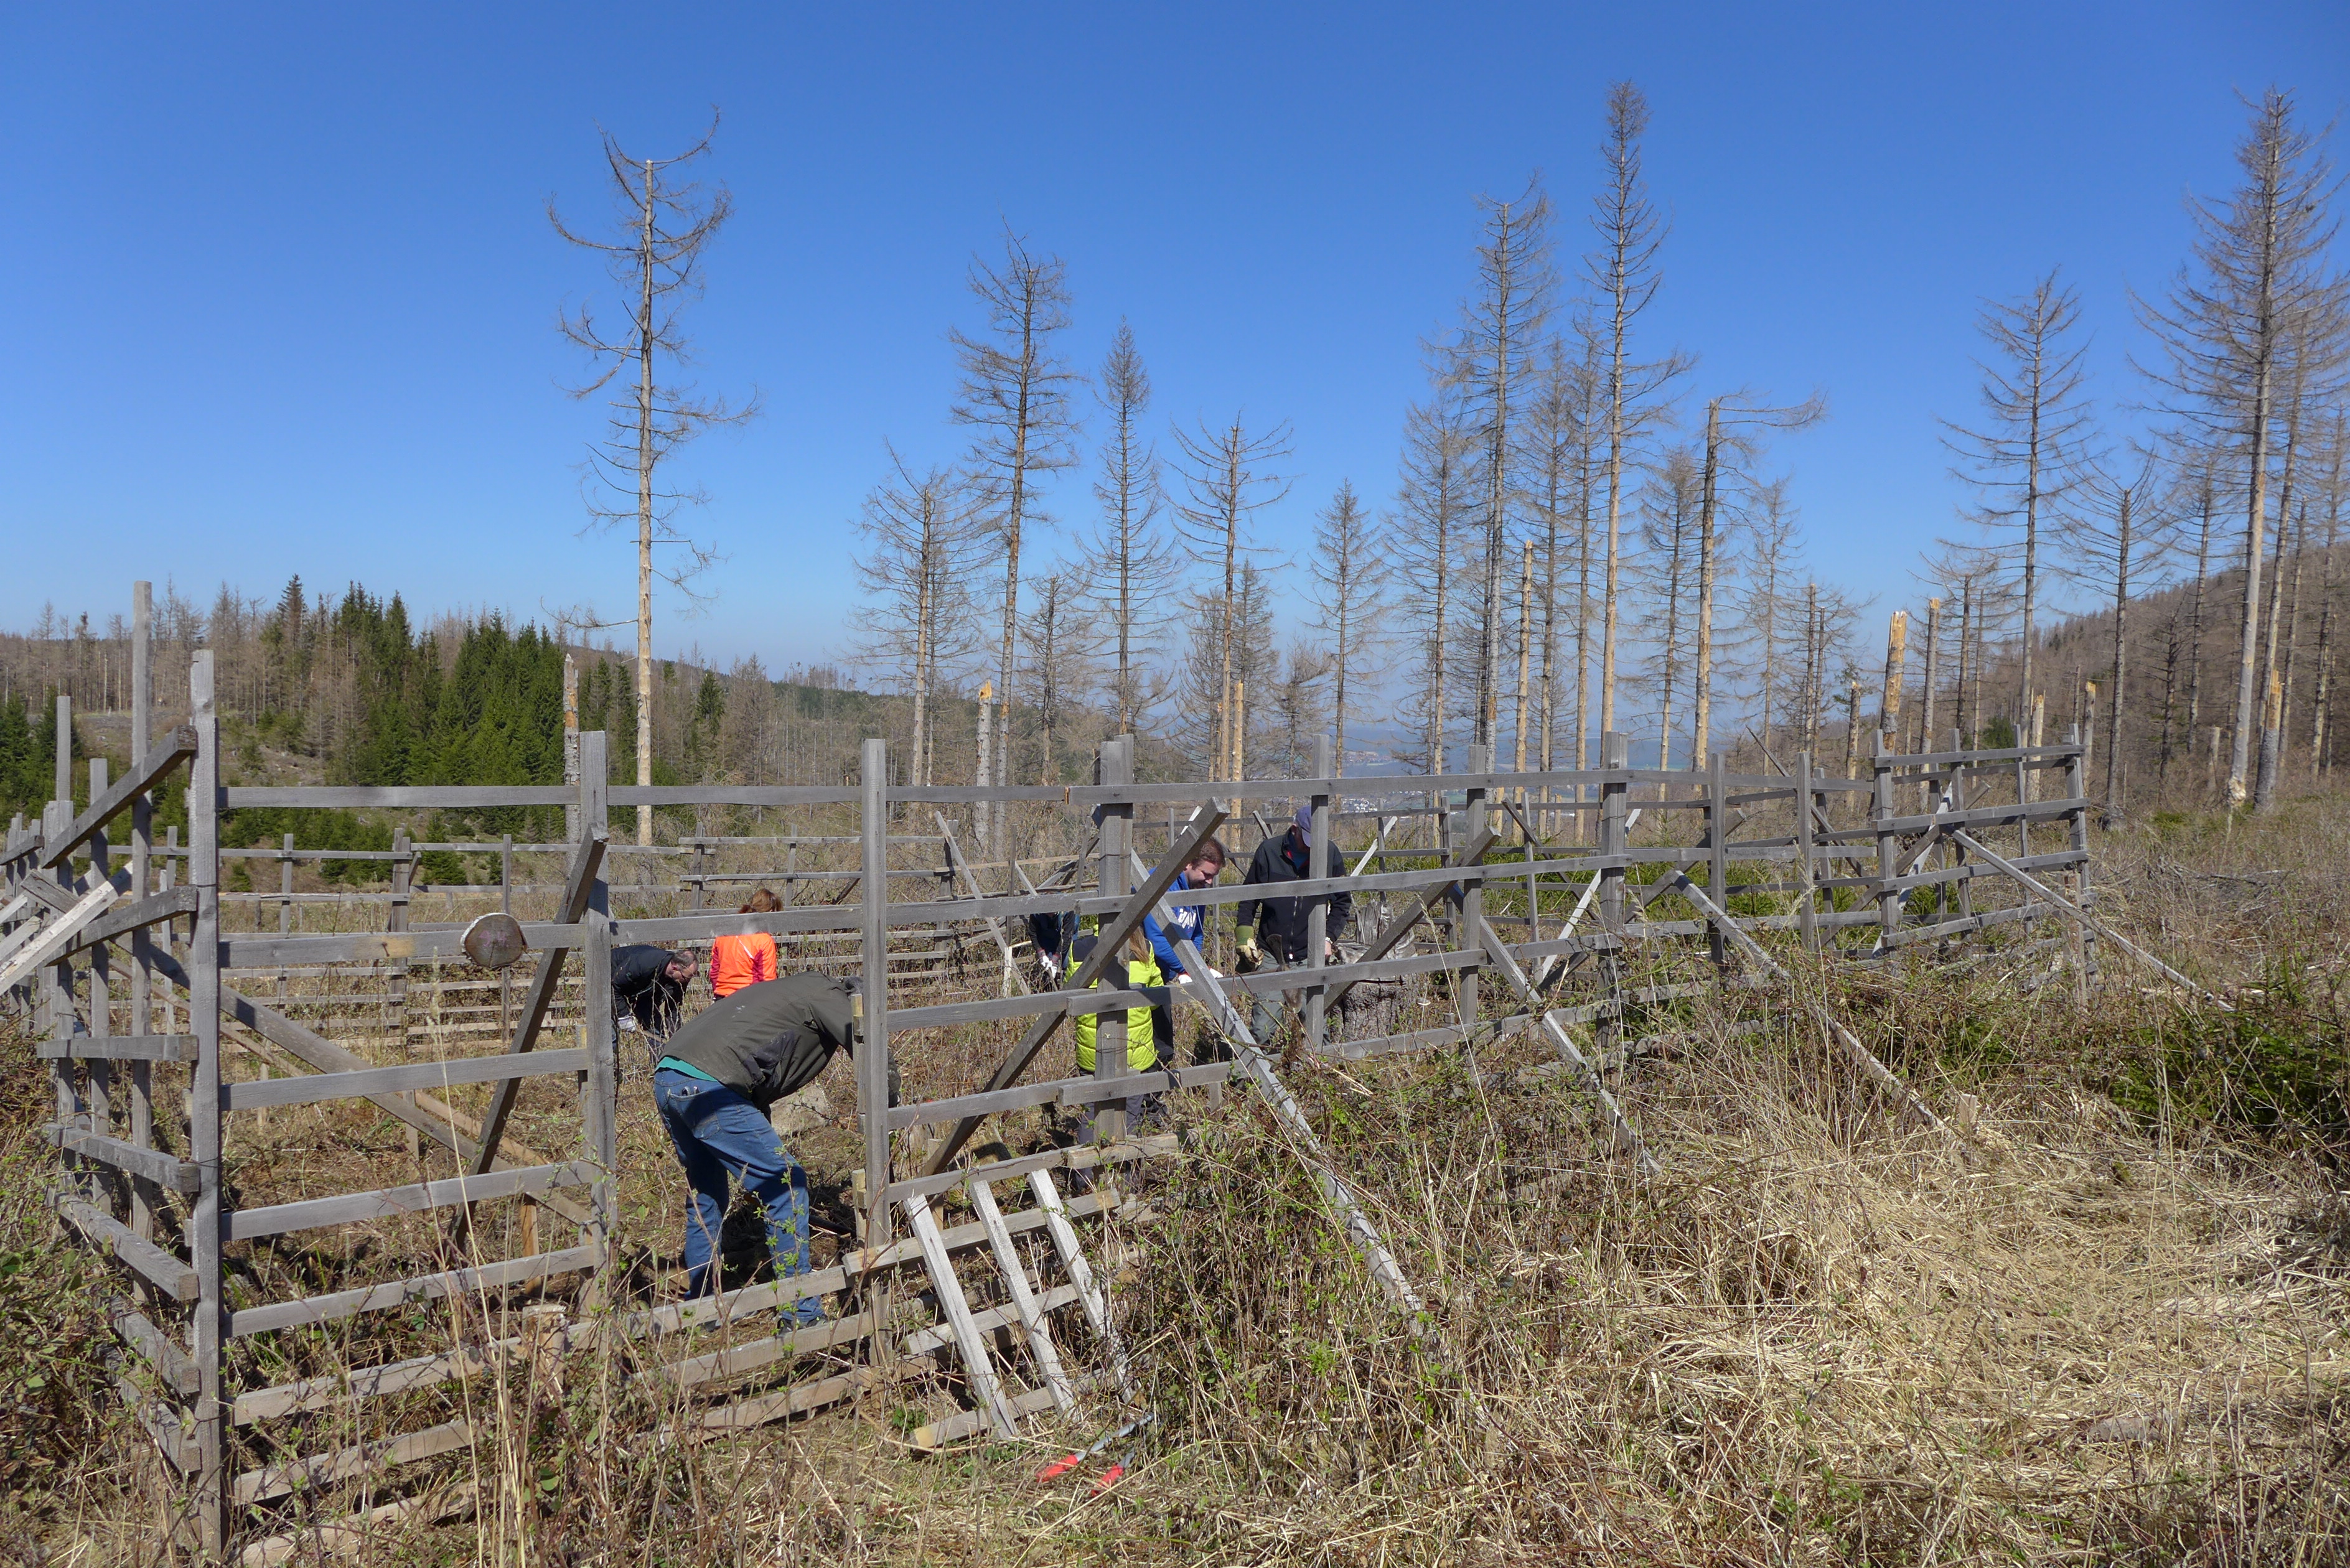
[652,1070,822,1325]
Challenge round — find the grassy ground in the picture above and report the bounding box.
[5,793,2349,1564]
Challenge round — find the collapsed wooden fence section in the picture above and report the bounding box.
[1,584,2106,1558]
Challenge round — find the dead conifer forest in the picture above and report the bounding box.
[8,68,2350,1568]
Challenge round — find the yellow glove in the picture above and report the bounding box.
[1235,928,1265,971]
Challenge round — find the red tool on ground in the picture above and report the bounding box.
[1036,1412,1155,1484]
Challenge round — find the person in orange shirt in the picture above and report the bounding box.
[710,888,782,997]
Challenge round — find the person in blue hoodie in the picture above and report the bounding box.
[1140,835,1228,1059]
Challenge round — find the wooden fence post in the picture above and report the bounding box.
[859,738,895,1244]
[2064,724,2092,1001]
[1093,735,1133,1140]
[1460,744,1489,1027]
[1596,733,1629,1062]
[1795,750,1817,953]
[129,580,157,1240]
[578,731,617,1289]
[1873,734,1901,951]
[1304,734,1334,1055]
[186,651,227,1556]
[1708,749,1728,973]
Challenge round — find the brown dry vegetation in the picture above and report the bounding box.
[6,793,2350,1566]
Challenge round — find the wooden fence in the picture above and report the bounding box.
[1,586,2101,1559]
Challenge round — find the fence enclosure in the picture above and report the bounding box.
[2,584,2098,1558]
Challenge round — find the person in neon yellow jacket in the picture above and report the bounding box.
[1067,926,1173,1144]
[1071,926,1166,1073]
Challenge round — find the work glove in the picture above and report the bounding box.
[1235,928,1265,972]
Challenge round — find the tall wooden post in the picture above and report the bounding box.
[1092,736,1133,1140]
[1595,732,1629,1060]
[128,581,156,1239]
[1951,729,1973,925]
[88,758,116,1205]
[562,651,581,843]
[1708,749,1729,973]
[2064,723,2092,1002]
[578,731,617,1284]
[1459,744,1489,1027]
[1598,733,1629,935]
[1795,750,1818,953]
[1873,733,1901,951]
[389,828,413,1055]
[185,651,226,1555]
[858,739,896,1246]
[1304,735,1334,1055]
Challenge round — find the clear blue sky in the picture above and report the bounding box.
[4,2,2344,676]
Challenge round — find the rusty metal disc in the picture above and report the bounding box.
[462,912,528,970]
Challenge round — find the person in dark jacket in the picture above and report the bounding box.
[650,972,868,1321]
[612,945,696,1040]
[1234,806,1354,1044]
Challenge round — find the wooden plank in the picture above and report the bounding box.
[225,1160,593,1241]
[889,1134,1181,1205]
[225,1048,589,1111]
[40,1032,199,1063]
[232,1417,475,1505]
[114,1373,199,1474]
[968,1178,1075,1413]
[219,922,583,968]
[688,1365,884,1432]
[902,1192,1020,1440]
[55,1195,199,1299]
[39,724,198,869]
[0,872,126,991]
[224,786,576,809]
[465,834,606,1177]
[1028,1167,1135,1402]
[63,887,200,955]
[230,1244,602,1337]
[115,1306,201,1396]
[911,1376,1085,1450]
[665,1305,890,1392]
[50,1125,201,1192]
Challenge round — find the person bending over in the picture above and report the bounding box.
[650,970,869,1325]
[1141,836,1227,1060]
[709,889,782,997]
[612,945,696,1042]
[1067,925,1171,1138]
[1234,805,1353,1045]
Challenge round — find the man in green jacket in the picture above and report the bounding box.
[651,971,864,1324]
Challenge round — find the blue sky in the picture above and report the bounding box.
[4,2,2344,683]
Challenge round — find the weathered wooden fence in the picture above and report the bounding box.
[1,583,2104,1560]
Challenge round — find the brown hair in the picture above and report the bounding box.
[1196,835,1229,867]
[741,887,782,914]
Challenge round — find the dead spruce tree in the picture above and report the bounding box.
[1635,447,1702,768]
[552,118,757,842]
[850,453,982,786]
[1730,476,1801,756]
[2136,87,2348,806]
[1692,390,1824,766]
[1021,569,1098,785]
[1446,179,1556,749]
[1585,80,1691,739]
[1173,415,1293,780]
[1088,322,1179,737]
[1942,268,2095,761]
[1521,330,1606,770]
[2065,451,2177,813]
[1393,392,1479,773]
[952,227,1079,846]
[1308,480,1392,778]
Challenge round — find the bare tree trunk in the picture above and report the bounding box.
[2185,469,2214,780]
[2106,485,2134,811]
[1693,401,1720,765]
[1919,597,1942,755]
[1514,540,1533,775]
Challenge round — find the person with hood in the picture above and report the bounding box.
[1234,805,1353,1045]
[611,945,696,1041]
[650,971,880,1323]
